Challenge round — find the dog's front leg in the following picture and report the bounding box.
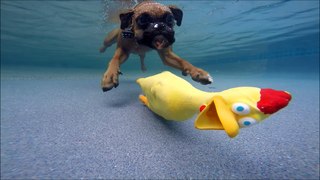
[101,47,129,92]
[99,29,120,53]
[158,47,213,85]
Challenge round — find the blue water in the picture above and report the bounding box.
[1,0,319,179]
[1,0,319,72]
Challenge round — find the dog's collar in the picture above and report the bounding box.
[122,27,134,39]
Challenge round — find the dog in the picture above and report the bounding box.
[99,0,213,92]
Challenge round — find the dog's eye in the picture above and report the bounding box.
[137,14,152,27]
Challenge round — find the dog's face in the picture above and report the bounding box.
[119,2,183,50]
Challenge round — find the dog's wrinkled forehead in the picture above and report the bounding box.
[133,2,171,18]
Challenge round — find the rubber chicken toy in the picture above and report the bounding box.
[137,71,292,138]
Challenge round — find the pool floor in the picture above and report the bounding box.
[1,67,319,179]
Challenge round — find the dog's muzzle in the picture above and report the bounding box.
[137,22,175,49]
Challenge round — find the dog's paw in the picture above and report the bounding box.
[183,69,213,85]
[99,46,107,53]
[101,70,122,92]
[197,74,213,85]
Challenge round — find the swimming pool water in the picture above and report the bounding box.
[1,0,319,179]
[1,0,319,73]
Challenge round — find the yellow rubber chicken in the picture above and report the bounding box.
[137,71,291,138]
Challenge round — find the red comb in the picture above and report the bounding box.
[257,88,291,114]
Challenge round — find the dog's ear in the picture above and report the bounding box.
[119,9,134,29]
[168,5,183,26]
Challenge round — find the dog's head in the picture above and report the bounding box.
[119,1,183,50]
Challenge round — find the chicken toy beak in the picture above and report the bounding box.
[195,95,240,138]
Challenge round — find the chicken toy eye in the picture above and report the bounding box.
[232,103,250,115]
[238,117,257,128]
